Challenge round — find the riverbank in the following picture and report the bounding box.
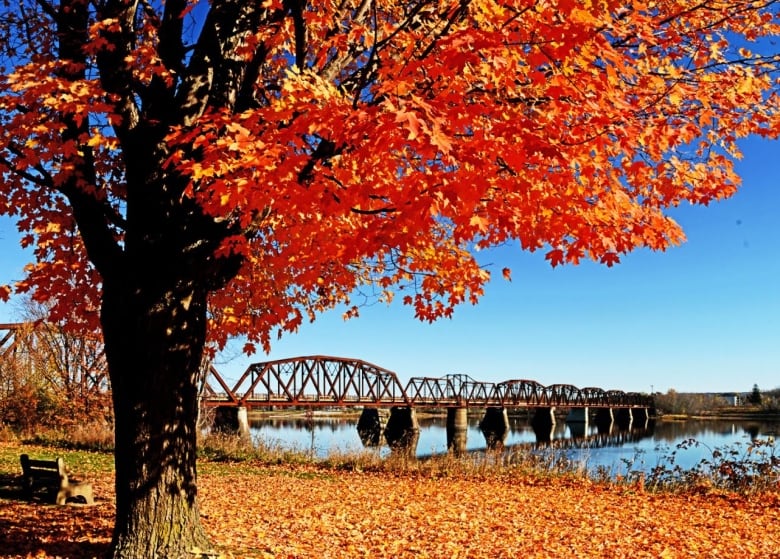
[658,408,780,422]
[1,441,779,558]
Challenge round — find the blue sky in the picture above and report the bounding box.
[1,136,778,394]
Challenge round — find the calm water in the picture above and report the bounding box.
[249,412,779,475]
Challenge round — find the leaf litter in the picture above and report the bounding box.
[2,459,779,558]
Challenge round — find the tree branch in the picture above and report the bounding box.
[286,0,307,71]
[1,144,54,188]
[94,0,142,141]
[176,0,283,122]
[56,0,124,279]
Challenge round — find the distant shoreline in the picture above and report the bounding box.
[660,410,780,421]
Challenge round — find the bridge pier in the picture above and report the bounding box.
[480,407,509,451]
[357,408,389,447]
[446,408,468,456]
[531,407,556,443]
[212,405,251,441]
[385,406,419,456]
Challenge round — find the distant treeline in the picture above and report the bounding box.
[654,387,780,416]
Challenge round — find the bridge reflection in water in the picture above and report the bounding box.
[356,406,655,457]
[203,356,655,457]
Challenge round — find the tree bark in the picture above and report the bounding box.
[102,274,213,558]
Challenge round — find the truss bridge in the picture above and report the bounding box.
[203,356,654,455]
[202,355,652,410]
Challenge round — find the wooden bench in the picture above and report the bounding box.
[20,454,94,505]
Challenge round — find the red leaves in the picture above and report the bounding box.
[394,109,422,141]
[0,0,779,344]
[196,467,780,559]
[545,249,565,268]
[600,252,621,267]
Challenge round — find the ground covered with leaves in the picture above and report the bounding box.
[1,443,779,558]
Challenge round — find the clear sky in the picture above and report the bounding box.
[1,136,778,394]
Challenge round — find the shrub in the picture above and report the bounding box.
[641,437,780,494]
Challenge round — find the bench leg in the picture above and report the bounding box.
[22,482,34,501]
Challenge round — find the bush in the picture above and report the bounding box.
[22,421,114,452]
[638,437,780,494]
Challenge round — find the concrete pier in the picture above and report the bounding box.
[384,406,419,455]
[446,408,468,456]
[480,407,509,450]
[212,405,251,440]
[357,408,389,447]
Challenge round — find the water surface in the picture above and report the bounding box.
[249,411,779,475]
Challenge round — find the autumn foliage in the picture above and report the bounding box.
[0,1,778,350]
[0,321,110,430]
[1,0,780,557]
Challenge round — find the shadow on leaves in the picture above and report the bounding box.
[0,474,112,558]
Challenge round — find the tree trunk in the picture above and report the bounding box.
[102,276,213,558]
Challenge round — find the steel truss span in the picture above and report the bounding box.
[202,356,653,409]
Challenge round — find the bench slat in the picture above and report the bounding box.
[23,459,61,469]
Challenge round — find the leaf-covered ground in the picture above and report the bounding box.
[1,444,779,558]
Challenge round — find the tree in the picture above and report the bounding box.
[750,383,763,405]
[1,0,778,556]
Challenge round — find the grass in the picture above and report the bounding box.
[0,440,115,478]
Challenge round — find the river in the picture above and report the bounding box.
[248,411,779,476]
